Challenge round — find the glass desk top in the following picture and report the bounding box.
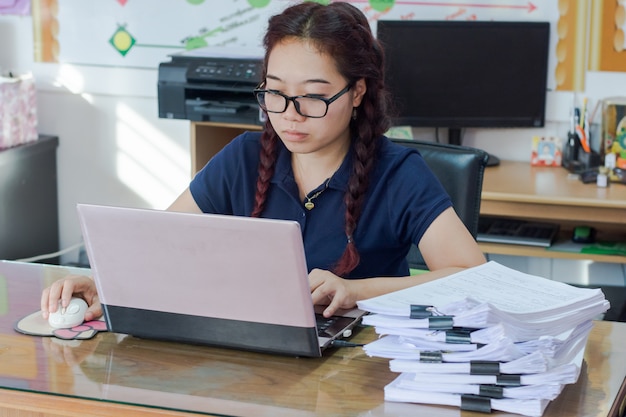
[1,260,625,417]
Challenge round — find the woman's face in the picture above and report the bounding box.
[264,37,366,157]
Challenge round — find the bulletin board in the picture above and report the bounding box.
[29,0,598,92]
[588,0,626,72]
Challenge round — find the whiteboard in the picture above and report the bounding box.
[30,0,626,101]
[37,1,558,71]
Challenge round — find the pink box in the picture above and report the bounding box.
[0,73,38,149]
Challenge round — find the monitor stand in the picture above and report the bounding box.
[448,128,500,167]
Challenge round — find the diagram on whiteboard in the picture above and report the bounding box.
[38,1,616,90]
[32,0,553,67]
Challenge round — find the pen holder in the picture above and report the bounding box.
[562,132,601,173]
[562,132,580,170]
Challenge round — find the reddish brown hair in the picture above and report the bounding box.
[251,2,392,276]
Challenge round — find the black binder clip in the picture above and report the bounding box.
[419,350,443,363]
[470,360,501,375]
[409,305,453,329]
[410,304,436,319]
[460,395,492,413]
[427,316,454,330]
[496,374,522,387]
[478,385,504,399]
[445,328,474,344]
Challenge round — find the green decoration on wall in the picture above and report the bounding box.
[109,25,136,57]
[248,0,271,8]
[370,0,395,12]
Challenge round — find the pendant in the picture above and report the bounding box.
[305,201,315,210]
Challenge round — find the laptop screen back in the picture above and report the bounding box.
[77,204,323,356]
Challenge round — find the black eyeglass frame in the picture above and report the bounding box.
[253,83,353,118]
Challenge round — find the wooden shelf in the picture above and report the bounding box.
[479,241,626,264]
[190,121,261,174]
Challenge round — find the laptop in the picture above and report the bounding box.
[76,203,366,357]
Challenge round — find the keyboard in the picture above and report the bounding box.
[315,314,355,338]
[477,216,560,247]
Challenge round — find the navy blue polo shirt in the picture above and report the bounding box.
[189,131,451,279]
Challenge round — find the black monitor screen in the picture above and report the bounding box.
[377,20,550,135]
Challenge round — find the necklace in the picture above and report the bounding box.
[304,178,331,210]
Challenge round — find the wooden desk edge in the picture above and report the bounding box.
[481,195,626,216]
[0,388,207,417]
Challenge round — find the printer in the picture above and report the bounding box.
[158,47,264,126]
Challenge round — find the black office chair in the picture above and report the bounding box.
[390,138,490,271]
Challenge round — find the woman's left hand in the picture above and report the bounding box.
[309,269,359,318]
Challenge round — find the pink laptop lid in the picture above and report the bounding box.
[76,204,316,329]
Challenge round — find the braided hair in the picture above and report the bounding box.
[251,2,392,276]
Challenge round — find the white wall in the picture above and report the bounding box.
[2,13,626,272]
[1,14,190,263]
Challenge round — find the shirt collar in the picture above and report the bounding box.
[273,140,353,192]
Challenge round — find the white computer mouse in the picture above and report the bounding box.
[48,297,88,329]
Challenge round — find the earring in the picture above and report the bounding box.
[352,108,358,120]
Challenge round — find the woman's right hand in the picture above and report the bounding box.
[41,275,102,322]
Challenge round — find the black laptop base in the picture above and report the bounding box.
[102,304,322,357]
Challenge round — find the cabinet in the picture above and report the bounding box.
[0,135,60,262]
[479,161,626,264]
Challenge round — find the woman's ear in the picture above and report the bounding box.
[352,78,367,107]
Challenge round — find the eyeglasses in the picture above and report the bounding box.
[253,84,352,118]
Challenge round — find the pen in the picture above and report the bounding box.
[580,97,587,129]
[575,124,591,153]
[583,97,590,146]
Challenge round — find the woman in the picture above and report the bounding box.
[42,2,485,323]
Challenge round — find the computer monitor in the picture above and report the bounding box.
[376,20,551,166]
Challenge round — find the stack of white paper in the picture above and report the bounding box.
[356,261,609,417]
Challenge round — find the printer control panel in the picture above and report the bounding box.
[187,61,261,83]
